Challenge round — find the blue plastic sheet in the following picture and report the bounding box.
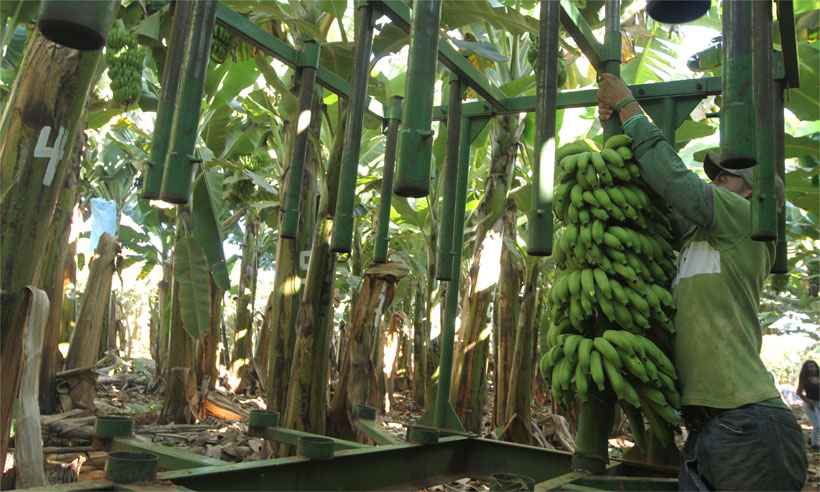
[90,197,117,250]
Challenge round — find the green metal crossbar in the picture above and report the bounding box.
[112,437,228,471]
[559,0,602,68]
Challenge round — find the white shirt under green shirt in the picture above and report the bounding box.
[623,114,783,410]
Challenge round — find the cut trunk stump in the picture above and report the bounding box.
[13,287,50,488]
[328,262,408,441]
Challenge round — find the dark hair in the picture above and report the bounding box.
[799,360,819,387]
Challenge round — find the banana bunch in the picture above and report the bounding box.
[543,134,682,444]
[106,27,145,106]
[211,25,233,64]
[540,329,681,442]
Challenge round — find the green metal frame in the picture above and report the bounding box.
[129,1,798,489]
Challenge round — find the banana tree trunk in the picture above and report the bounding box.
[38,151,81,413]
[160,277,197,424]
[197,276,222,390]
[63,233,118,410]
[328,262,408,440]
[494,201,523,431]
[503,258,541,444]
[452,114,523,433]
[280,105,346,450]
[1,30,106,460]
[156,260,172,379]
[233,209,259,392]
[262,96,320,412]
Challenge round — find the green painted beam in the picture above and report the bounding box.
[112,437,227,471]
[373,0,508,111]
[432,77,723,120]
[215,3,351,100]
[160,436,576,491]
[262,426,371,451]
[354,418,405,445]
[574,476,678,491]
[776,0,799,88]
[559,0,603,68]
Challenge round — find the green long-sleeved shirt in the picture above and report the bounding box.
[622,115,781,409]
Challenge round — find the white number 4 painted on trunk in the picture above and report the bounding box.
[34,126,67,186]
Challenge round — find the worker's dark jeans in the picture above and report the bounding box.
[679,403,807,491]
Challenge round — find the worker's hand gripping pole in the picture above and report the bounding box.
[159,0,218,204]
[281,40,321,239]
[393,0,442,198]
[373,96,404,263]
[331,1,375,253]
[528,0,561,257]
[143,1,194,200]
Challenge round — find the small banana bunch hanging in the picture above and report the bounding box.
[541,134,682,444]
[106,26,146,107]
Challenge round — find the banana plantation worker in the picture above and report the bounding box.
[596,73,807,491]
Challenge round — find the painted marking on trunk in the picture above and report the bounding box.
[34,126,67,186]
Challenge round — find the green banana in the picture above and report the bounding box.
[601,148,625,168]
[551,274,569,304]
[580,269,596,297]
[547,320,569,347]
[609,165,632,181]
[624,355,650,383]
[603,232,624,250]
[604,134,632,150]
[577,338,593,374]
[603,358,625,397]
[593,268,612,299]
[569,298,584,330]
[607,187,628,208]
[602,330,636,355]
[560,154,579,174]
[599,295,617,322]
[590,207,610,221]
[563,334,584,359]
[609,278,629,305]
[616,146,633,161]
[570,184,584,208]
[589,352,606,392]
[576,151,590,173]
[614,302,636,332]
[593,337,622,368]
[579,224,592,247]
[578,209,590,224]
[585,165,599,188]
[628,163,642,179]
[591,220,605,244]
[644,359,659,381]
[567,270,581,296]
[580,292,594,317]
[582,191,600,208]
[556,141,592,162]
[621,379,642,408]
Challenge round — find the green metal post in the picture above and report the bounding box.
[772,81,788,273]
[661,97,676,143]
[373,96,403,263]
[600,0,622,138]
[281,40,321,239]
[433,116,472,432]
[528,0,561,257]
[330,1,375,253]
[573,0,619,475]
[38,0,117,51]
[720,0,755,169]
[142,1,193,199]
[393,0,442,198]
[750,0,777,241]
[159,0,218,204]
[435,78,463,280]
